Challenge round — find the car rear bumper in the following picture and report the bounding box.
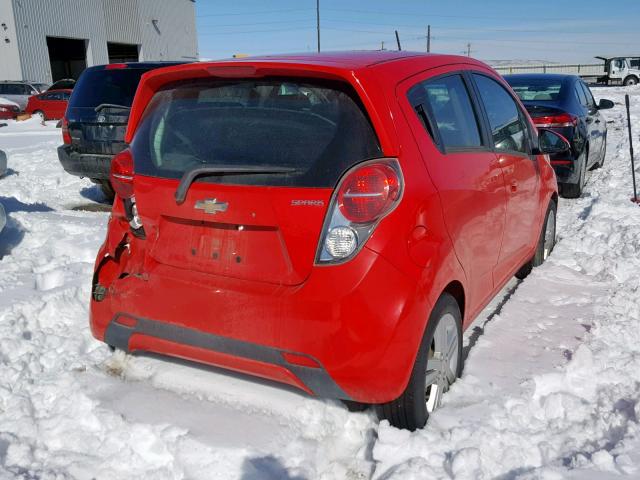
[57,145,112,179]
[90,234,427,403]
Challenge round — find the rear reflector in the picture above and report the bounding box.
[281,352,321,369]
[110,149,134,199]
[533,113,577,128]
[550,160,573,165]
[115,315,138,328]
[106,63,128,69]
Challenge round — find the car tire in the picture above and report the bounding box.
[533,199,557,267]
[515,199,557,279]
[624,76,639,86]
[99,180,115,202]
[562,150,587,198]
[377,293,462,431]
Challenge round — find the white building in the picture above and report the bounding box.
[0,0,198,83]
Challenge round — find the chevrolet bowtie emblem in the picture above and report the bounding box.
[194,199,229,214]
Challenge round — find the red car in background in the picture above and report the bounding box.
[26,89,71,120]
[91,52,569,430]
[0,97,20,120]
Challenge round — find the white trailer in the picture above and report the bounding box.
[493,56,640,85]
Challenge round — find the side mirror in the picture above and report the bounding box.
[536,128,571,155]
[598,99,614,110]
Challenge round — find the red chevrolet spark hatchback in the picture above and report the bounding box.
[91,52,567,430]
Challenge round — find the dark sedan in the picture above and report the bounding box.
[504,74,613,198]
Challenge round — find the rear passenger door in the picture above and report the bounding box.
[399,70,507,311]
[579,81,604,166]
[470,73,540,282]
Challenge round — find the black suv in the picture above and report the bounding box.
[58,62,185,199]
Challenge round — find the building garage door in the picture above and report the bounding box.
[46,37,87,81]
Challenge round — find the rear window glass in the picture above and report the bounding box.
[130,78,382,187]
[505,77,564,102]
[68,68,148,108]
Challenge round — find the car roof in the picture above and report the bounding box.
[220,50,482,71]
[503,73,578,81]
[40,89,73,93]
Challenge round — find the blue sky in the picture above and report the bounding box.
[195,0,639,63]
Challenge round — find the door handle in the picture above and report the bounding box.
[510,180,518,193]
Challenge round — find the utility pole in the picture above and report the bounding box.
[395,30,401,51]
[427,25,431,52]
[316,0,320,52]
[381,41,385,51]
[466,42,471,57]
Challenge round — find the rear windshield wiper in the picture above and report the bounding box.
[175,165,300,204]
[94,103,131,112]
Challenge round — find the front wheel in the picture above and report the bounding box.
[624,76,639,86]
[378,293,462,430]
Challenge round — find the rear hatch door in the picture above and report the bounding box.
[130,77,382,285]
[66,67,149,155]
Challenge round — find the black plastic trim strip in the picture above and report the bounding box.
[104,314,351,400]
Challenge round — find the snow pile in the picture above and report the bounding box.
[0,86,640,479]
[373,87,640,479]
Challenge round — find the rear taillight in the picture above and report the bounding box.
[110,149,134,199]
[338,164,400,223]
[316,159,403,264]
[110,148,146,238]
[61,117,72,144]
[533,113,577,128]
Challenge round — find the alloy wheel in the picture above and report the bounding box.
[425,313,459,413]
[543,209,556,260]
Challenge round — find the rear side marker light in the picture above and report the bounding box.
[106,63,128,69]
[316,158,403,264]
[533,113,578,128]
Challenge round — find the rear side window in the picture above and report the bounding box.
[579,82,596,110]
[130,78,382,187]
[473,74,529,155]
[408,74,482,150]
[575,83,588,107]
[69,68,148,108]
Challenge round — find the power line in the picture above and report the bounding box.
[197,8,312,18]
[323,7,578,22]
[198,19,314,29]
[199,27,315,36]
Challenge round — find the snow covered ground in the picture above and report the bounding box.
[0,86,639,479]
